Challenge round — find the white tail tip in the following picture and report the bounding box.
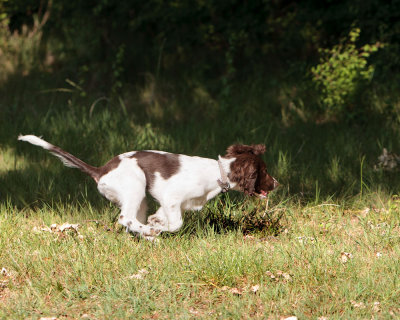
[18,134,52,150]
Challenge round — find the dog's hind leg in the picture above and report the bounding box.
[118,191,161,240]
[98,160,160,240]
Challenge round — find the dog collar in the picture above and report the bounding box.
[217,159,230,193]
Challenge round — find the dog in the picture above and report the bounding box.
[18,135,278,240]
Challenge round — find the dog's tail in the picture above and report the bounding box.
[18,135,101,182]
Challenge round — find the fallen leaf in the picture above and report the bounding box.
[361,207,370,217]
[0,280,8,288]
[276,270,292,281]
[282,316,297,320]
[129,268,149,280]
[189,308,200,315]
[34,225,53,233]
[372,301,381,313]
[220,286,243,295]
[350,300,366,309]
[296,236,315,244]
[0,268,9,276]
[229,287,243,295]
[40,317,57,320]
[340,252,353,263]
[250,284,260,294]
[34,223,80,234]
[266,271,276,280]
[58,223,79,233]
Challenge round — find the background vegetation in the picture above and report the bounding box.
[0,0,400,318]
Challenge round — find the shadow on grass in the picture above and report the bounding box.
[0,166,104,209]
[158,194,287,239]
[1,70,400,211]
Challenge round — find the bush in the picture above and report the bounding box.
[0,10,49,83]
[311,28,382,116]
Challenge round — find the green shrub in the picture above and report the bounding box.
[0,10,50,83]
[311,28,382,116]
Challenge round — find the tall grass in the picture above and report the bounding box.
[1,18,400,319]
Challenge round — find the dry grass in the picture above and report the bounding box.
[0,187,399,319]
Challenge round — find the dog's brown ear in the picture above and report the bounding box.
[251,144,266,155]
[226,144,266,156]
[229,158,258,195]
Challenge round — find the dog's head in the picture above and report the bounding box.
[225,144,278,198]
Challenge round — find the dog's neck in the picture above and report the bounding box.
[217,156,237,191]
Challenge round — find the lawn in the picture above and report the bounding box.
[1,192,399,319]
[1,93,399,318]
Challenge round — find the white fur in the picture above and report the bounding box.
[18,135,52,149]
[18,135,79,169]
[19,134,238,241]
[98,154,237,240]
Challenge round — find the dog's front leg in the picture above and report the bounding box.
[148,203,183,233]
[162,203,183,233]
[147,207,167,228]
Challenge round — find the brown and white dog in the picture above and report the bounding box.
[18,135,278,240]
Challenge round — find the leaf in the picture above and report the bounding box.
[189,308,200,315]
[250,284,260,294]
[220,286,243,295]
[0,268,9,276]
[350,300,366,309]
[372,301,381,313]
[57,223,80,233]
[229,287,243,295]
[129,269,149,280]
[340,252,353,263]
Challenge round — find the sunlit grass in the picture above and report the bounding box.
[0,196,399,318]
[1,50,400,318]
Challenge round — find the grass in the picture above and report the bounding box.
[1,197,399,319]
[1,35,400,318]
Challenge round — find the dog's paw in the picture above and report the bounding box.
[143,227,161,238]
[142,235,160,242]
[147,215,166,227]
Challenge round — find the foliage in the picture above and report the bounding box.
[0,0,398,115]
[0,2,400,318]
[311,28,382,115]
[0,13,46,83]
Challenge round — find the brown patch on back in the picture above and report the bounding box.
[131,151,180,189]
[98,156,121,181]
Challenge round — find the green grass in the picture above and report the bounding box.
[1,49,400,318]
[1,197,399,319]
